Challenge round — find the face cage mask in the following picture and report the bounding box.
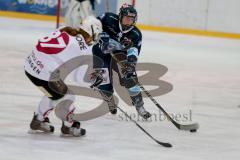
[120,12,137,30]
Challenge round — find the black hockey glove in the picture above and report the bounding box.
[122,61,136,79]
[122,46,139,78]
[90,69,105,88]
[122,54,138,79]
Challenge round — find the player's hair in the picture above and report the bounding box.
[60,27,91,40]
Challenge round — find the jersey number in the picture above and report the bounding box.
[36,31,70,54]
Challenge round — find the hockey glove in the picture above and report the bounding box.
[98,33,125,54]
[122,60,136,79]
[122,48,138,78]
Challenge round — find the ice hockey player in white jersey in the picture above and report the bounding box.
[24,16,102,136]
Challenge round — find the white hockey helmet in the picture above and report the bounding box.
[80,16,102,42]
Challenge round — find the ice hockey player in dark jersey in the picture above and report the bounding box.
[90,3,151,119]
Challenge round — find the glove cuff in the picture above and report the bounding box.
[127,47,138,63]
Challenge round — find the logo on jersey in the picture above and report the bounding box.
[36,31,70,55]
[76,35,87,50]
[27,52,44,75]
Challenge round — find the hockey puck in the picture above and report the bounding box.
[190,129,197,132]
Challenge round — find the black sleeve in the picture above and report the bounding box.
[131,30,142,55]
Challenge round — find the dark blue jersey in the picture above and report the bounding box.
[97,12,142,55]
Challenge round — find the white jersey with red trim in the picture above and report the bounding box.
[24,30,91,81]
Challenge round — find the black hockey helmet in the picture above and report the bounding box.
[119,3,137,30]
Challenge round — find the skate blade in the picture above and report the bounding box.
[28,129,53,134]
[60,133,85,138]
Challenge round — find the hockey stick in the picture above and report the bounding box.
[117,106,172,147]
[110,53,199,131]
[95,88,172,147]
[138,83,199,131]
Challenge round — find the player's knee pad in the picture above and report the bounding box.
[25,71,67,101]
[128,85,141,97]
[48,79,68,100]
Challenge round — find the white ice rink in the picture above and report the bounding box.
[0,17,240,160]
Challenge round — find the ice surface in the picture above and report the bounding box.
[0,17,240,160]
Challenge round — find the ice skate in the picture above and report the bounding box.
[28,113,54,134]
[130,92,151,119]
[98,90,117,115]
[136,105,151,119]
[108,104,117,114]
[61,121,86,137]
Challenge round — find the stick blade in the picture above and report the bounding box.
[179,123,199,131]
[155,140,172,148]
